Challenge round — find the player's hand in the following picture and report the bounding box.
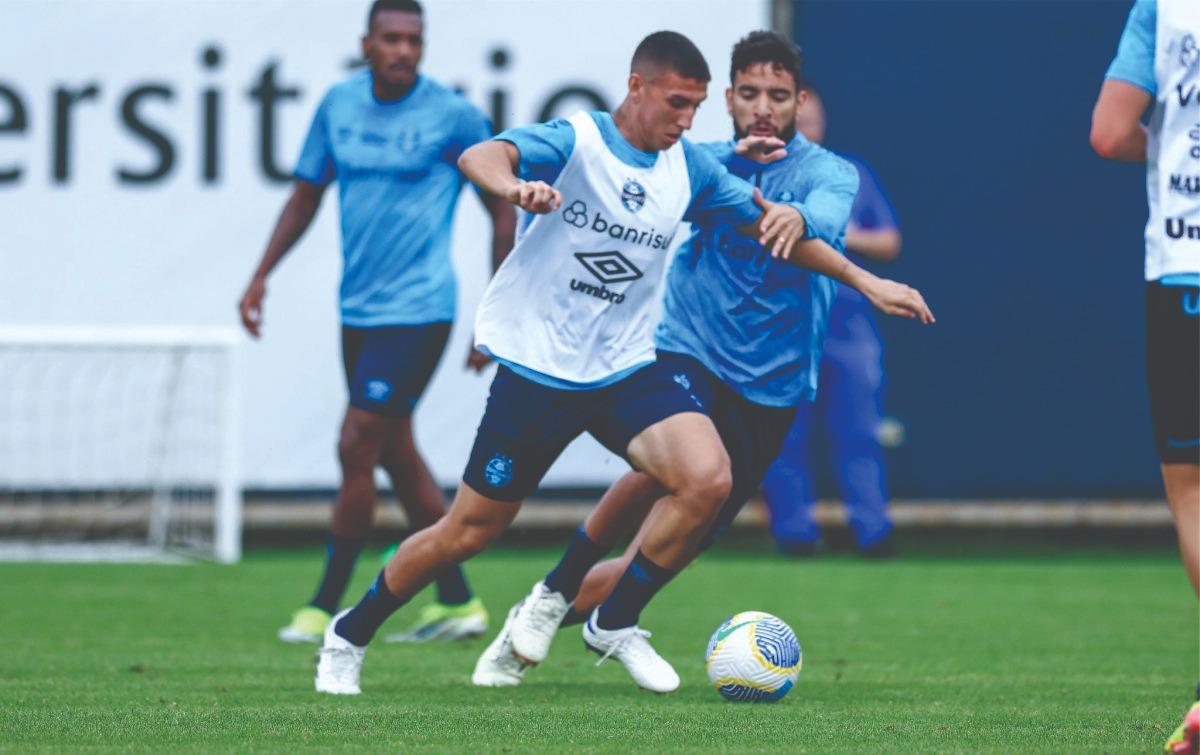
[753,188,807,258]
[238,276,266,338]
[734,135,788,164]
[465,345,492,372]
[863,278,935,324]
[508,180,561,214]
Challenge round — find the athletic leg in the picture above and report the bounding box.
[1162,463,1200,595]
[380,419,476,607]
[592,411,730,630]
[278,407,388,646]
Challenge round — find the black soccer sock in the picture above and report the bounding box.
[594,549,676,630]
[559,607,589,628]
[335,570,408,646]
[434,565,473,606]
[543,527,609,602]
[308,532,366,614]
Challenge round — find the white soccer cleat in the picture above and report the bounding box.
[315,609,366,695]
[471,603,532,687]
[509,581,571,664]
[583,611,680,694]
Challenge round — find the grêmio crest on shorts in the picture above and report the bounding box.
[474,111,691,385]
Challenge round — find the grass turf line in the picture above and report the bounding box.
[0,547,1195,753]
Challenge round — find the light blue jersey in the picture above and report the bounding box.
[656,135,859,406]
[295,71,492,326]
[1105,0,1156,95]
[490,112,761,389]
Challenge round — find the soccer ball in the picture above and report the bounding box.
[705,611,802,702]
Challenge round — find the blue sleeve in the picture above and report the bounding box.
[494,119,575,185]
[293,95,336,186]
[790,155,859,245]
[1105,0,1156,95]
[681,140,759,226]
[848,161,898,231]
[444,102,494,165]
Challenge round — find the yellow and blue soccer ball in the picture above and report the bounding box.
[705,611,802,702]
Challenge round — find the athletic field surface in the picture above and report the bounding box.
[2,542,1195,753]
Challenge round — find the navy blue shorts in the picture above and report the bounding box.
[462,361,704,501]
[341,322,451,418]
[1145,282,1199,464]
[647,352,798,550]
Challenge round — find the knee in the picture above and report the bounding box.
[443,519,498,561]
[674,461,733,514]
[338,426,385,472]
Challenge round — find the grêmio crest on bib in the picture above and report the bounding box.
[621,178,646,212]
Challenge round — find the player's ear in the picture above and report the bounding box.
[628,72,644,103]
[795,89,808,109]
[725,87,734,116]
[361,35,371,61]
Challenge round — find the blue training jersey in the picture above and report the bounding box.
[294,71,492,327]
[830,153,901,325]
[656,134,859,406]
[490,111,761,389]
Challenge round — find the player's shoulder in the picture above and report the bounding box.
[794,139,859,186]
[324,69,373,103]
[683,138,734,165]
[417,76,483,115]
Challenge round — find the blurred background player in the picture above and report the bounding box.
[1089,0,1199,751]
[237,0,515,644]
[761,80,904,558]
[473,30,932,690]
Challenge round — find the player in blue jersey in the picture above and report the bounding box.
[314,31,931,696]
[1090,1,1199,750]
[238,0,515,645]
[470,31,932,689]
[762,80,905,559]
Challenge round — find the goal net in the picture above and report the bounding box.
[0,326,242,563]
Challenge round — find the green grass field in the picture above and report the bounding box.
[1,543,1196,753]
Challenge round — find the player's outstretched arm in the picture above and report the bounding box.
[738,192,933,324]
[458,141,561,214]
[238,180,327,338]
[801,237,933,324]
[1090,79,1151,162]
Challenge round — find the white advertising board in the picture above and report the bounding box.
[0,0,769,488]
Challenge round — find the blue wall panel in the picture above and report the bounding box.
[793,0,1160,497]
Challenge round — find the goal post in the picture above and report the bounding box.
[0,325,243,563]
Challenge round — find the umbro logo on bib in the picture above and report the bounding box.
[574,251,643,283]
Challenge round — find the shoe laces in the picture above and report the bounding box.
[594,627,654,668]
[526,585,566,633]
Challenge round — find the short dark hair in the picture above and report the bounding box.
[367,0,422,31]
[729,31,802,88]
[631,31,710,82]
[795,76,820,98]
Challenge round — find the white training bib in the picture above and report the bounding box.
[475,112,692,384]
[1145,0,1200,281]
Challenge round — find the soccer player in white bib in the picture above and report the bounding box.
[470,30,932,690]
[1090,0,1199,750]
[314,30,930,696]
[238,0,514,645]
